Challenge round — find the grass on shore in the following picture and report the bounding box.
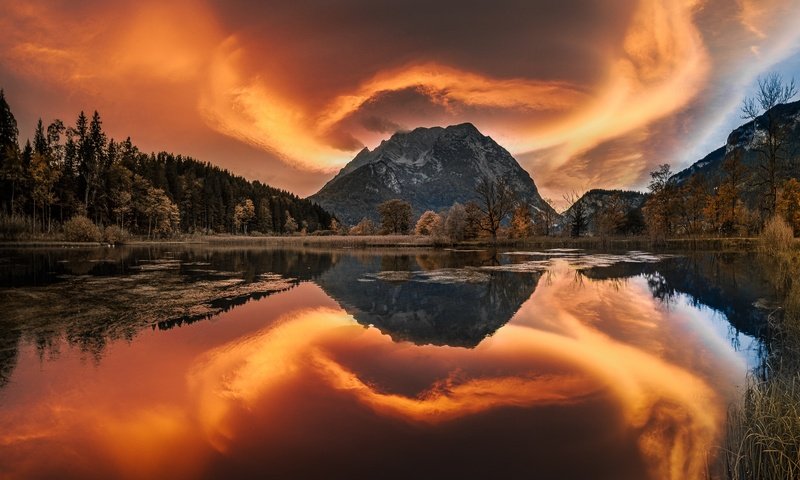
[723,219,800,479]
[0,233,771,252]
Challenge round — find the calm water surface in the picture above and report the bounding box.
[0,247,777,479]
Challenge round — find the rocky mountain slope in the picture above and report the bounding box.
[672,100,800,197]
[308,123,555,225]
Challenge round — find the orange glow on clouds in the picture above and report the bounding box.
[1,0,799,196]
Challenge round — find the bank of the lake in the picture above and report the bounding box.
[723,248,800,479]
[0,246,771,479]
[0,234,778,251]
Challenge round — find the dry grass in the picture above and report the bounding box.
[723,249,800,479]
[200,233,764,252]
[725,375,800,479]
[203,234,439,248]
[760,217,795,256]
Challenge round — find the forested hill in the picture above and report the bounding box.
[129,152,334,234]
[0,90,333,236]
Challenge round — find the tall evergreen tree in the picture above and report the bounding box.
[0,90,335,237]
[0,89,20,213]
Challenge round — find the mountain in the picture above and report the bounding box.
[315,254,540,348]
[560,189,647,235]
[673,100,800,196]
[308,123,555,225]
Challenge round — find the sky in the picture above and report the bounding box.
[1,0,799,200]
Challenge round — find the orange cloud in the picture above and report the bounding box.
[193,0,712,194]
[185,264,743,480]
[1,0,799,197]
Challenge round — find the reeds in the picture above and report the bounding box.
[724,373,800,479]
[723,248,800,479]
[759,216,795,256]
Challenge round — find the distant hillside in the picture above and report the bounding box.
[672,100,800,207]
[308,123,555,225]
[560,189,647,235]
[130,152,333,233]
[0,89,334,236]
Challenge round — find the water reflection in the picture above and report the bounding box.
[0,247,783,479]
[316,253,540,347]
[581,252,777,338]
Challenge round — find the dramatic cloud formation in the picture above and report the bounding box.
[0,0,799,198]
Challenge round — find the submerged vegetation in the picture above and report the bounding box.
[723,223,800,479]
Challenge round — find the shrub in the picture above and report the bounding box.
[760,216,794,256]
[350,218,378,236]
[103,225,129,245]
[63,216,102,242]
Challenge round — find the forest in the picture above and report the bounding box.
[0,90,334,241]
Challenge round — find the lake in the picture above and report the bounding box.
[0,246,778,479]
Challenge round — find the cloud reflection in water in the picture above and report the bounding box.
[187,261,746,480]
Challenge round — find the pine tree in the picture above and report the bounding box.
[257,197,273,233]
[0,89,20,213]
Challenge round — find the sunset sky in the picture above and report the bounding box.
[1,0,799,199]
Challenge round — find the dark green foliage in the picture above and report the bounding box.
[0,90,22,212]
[0,90,333,236]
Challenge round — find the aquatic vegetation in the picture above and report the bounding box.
[723,249,800,479]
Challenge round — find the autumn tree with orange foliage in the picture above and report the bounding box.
[510,204,533,239]
[415,210,444,236]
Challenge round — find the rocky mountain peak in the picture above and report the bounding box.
[308,123,554,225]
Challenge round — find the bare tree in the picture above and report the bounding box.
[741,73,798,216]
[444,203,468,241]
[679,174,709,235]
[534,198,558,236]
[475,175,515,242]
[463,201,483,240]
[720,150,747,234]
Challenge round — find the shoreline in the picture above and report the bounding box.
[0,234,773,251]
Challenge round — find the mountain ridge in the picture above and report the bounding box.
[673,100,800,190]
[308,123,555,225]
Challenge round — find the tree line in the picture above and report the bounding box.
[341,75,799,243]
[345,177,560,241]
[0,90,333,240]
[641,74,799,240]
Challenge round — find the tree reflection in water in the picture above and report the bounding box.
[0,247,783,480]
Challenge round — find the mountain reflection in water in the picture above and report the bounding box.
[0,247,776,479]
